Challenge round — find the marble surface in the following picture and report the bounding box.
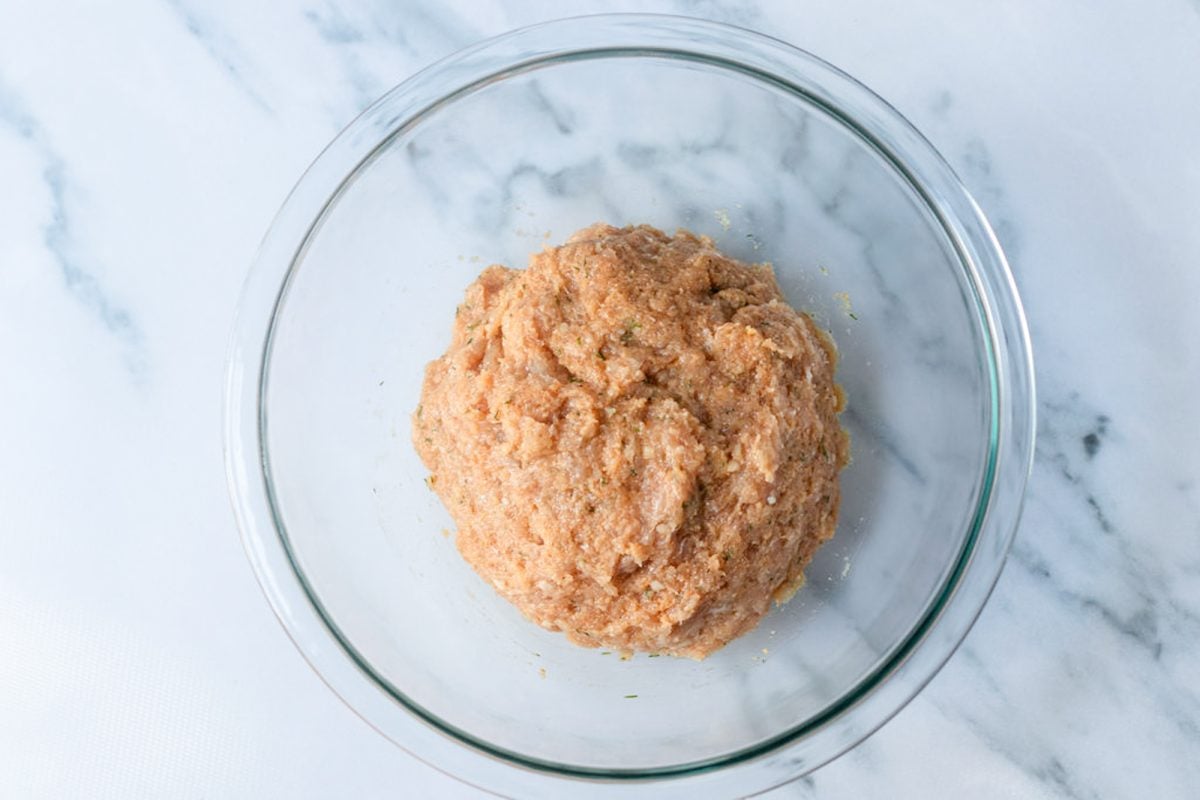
[1,1,1197,798]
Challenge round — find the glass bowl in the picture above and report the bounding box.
[224,14,1034,798]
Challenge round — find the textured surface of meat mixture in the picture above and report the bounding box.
[413,223,848,659]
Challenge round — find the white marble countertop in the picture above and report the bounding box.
[2,2,1197,798]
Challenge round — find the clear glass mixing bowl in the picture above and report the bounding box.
[224,14,1035,798]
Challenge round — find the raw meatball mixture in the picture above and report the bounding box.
[413,223,848,659]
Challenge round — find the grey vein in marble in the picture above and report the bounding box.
[977,381,1200,769]
[0,79,145,373]
[164,0,274,113]
[304,0,479,114]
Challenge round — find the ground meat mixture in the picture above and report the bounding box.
[413,223,848,659]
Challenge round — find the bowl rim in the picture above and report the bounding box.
[224,13,1036,797]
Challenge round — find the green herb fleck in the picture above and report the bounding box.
[647,654,661,658]
[600,651,611,656]
[624,694,638,699]
[568,375,581,384]
[416,404,423,418]
[597,349,607,361]
[629,467,638,477]
[848,312,859,321]
[722,550,733,561]
[620,318,642,345]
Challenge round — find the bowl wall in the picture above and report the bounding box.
[226,15,1034,797]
